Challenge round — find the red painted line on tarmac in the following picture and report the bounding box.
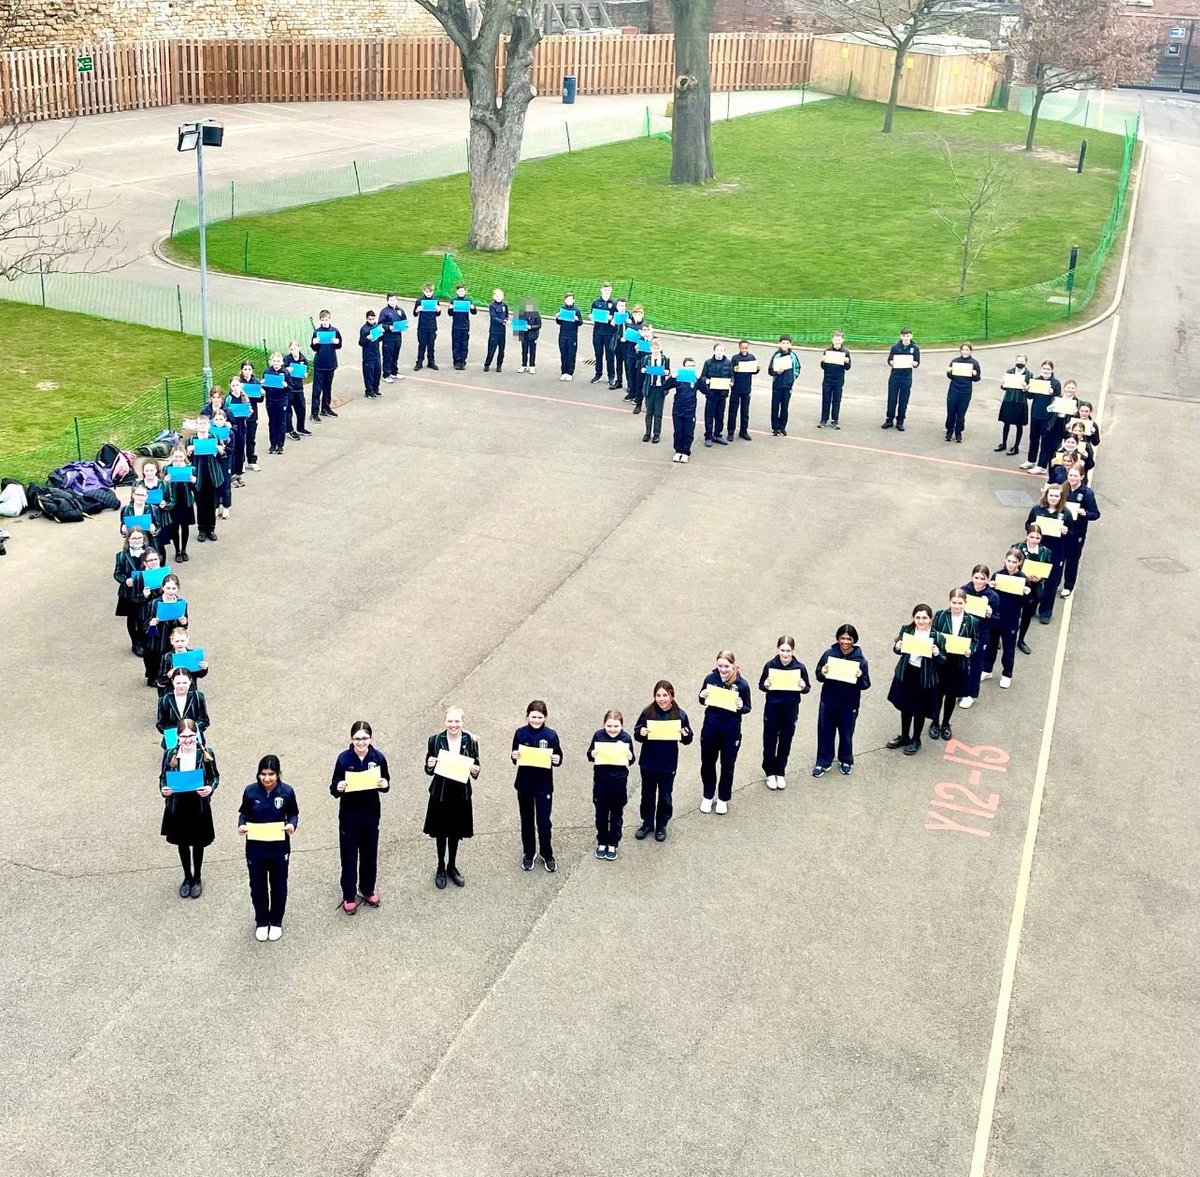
[405,375,1034,478]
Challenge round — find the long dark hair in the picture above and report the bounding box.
[257,754,281,783]
[640,679,680,723]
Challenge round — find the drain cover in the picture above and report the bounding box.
[995,489,1033,508]
[1139,556,1188,574]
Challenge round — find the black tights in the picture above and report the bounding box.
[174,524,190,556]
[177,843,205,882]
[900,711,924,741]
[435,836,459,870]
[1001,423,1024,449]
[1019,596,1037,642]
[938,692,957,726]
[125,615,140,647]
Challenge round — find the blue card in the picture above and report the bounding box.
[675,367,697,383]
[390,318,408,331]
[636,339,652,353]
[368,325,383,341]
[192,437,217,456]
[511,318,528,332]
[166,768,203,793]
[591,308,610,323]
[162,727,179,751]
[145,487,164,506]
[557,309,576,322]
[124,513,152,530]
[156,599,186,622]
[227,400,251,419]
[623,327,642,343]
[262,372,286,389]
[141,566,170,590]
[175,648,204,672]
[452,299,472,313]
[613,311,629,325]
[167,465,194,482]
[288,362,308,378]
[420,299,438,312]
[645,364,666,376]
[211,425,231,442]
[241,381,262,399]
[315,329,337,345]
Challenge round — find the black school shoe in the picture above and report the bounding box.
[197,532,208,542]
[928,724,942,740]
[1018,640,1032,655]
[324,409,339,417]
[654,829,667,841]
[635,824,652,840]
[435,868,447,889]
[903,740,921,755]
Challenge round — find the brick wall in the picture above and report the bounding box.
[647,0,825,33]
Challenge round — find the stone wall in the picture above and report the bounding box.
[5,0,442,48]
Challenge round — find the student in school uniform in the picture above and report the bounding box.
[621,305,649,402]
[699,343,734,448]
[811,624,871,777]
[633,680,693,841]
[186,416,225,544]
[818,331,851,429]
[1074,400,1102,448]
[1025,483,1071,622]
[156,624,208,691]
[237,754,299,942]
[883,328,920,431]
[132,547,165,679]
[330,720,390,914]
[1048,436,1089,485]
[587,710,636,860]
[1036,376,1079,472]
[262,351,292,452]
[210,408,235,519]
[135,461,171,559]
[671,359,698,463]
[697,650,752,814]
[484,288,509,372]
[517,299,542,373]
[1020,360,1061,473]
[119,485,163,551]
[222,381,250,488]
[758,635,811,791]
[159,720,217,900]
[1061,464,1101,599]
[511,701,563,873]
[359,310,383,398]
[378,294,407,383]
[996,353,1031,454]
[556,293,583,381]
[447,283,476,370]
[727,340,758,441]
[229,363,261,470]
[156,666,210,749]
[608,299,630,390]
[164,448,195,563]
[768,336,800,436]
[958,565,999,711]
[284,341,311,437]
[1064,422,1097,475]
[114,528,150,654]
[984,549,1031,688]
[944,342,982,443]
[141,571,187,687]
[413,284,442,371]
[1014,523,1051,654]
[423,707,481,889]
[931,588,979,739]
[638,340,671,444]
[886,603,943,755]
[310,310,343,419]
[589,283,618,386]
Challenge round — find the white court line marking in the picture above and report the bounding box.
[967,309,1122,1177]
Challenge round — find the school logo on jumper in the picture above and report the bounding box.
[274,796,284,809]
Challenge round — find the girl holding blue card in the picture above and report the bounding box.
[638,340,671,443]
[672,358,698,463]
[165,448,195,563]
[120,484,162,545]
[284,342,311,437]
[231,363,262,468]
[224,380,251,485]
[143,572,187,687]
[114,528,149,654]
[137,461,172,559]
[187,417,225,543]
[556,293,583,381]
[586,710,635,860]
[157,624,208,690]
[133,546,164,679]
[263,351,292,451]
[157,667,210,750]
[160,719,218,900]
[211,407,234,519]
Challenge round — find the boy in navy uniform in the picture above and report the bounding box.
[483,288,509,372]
[944,342,981,442]
[556,292,583,381]
[590,282,618,386]
[883,327,919,431]
[359,310,383,398]
[768,336,800,436]
[447,283,476,370]
[414,284,441,371]
[672,358,698,463]
[727,340,757,441]
[818,330,851,429]
[622,304,648,402]
[283,340,310,437]
[309,310,342,421]
[699,343,733,447]
[378,293,407,383]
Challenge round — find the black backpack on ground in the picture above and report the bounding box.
[77,486,120,514]
[27,483,86,523]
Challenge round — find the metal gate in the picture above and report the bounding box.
[1121,18,1199,93]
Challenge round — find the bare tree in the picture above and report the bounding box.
[1007,0,1158,150]
[414,0,544,250]
[666,0,717,184]
[928,139,1017,297]
[799,0,992,132]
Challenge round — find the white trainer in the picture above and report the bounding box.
[714,799,728,815]
[999,676,1012,688]
[680,454,689,463]
[1060,588,1072,598]
[267,925,282,942]
[699,797,713,814]
[981,671,993,681]
[765,775,778,790]
[776,776,787,791]
[528,367,536,375]
[1019,461,1034,470]
[958,696,975,709]
[255,926,268,942]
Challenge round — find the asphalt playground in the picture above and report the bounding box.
[0,91,1196,1177]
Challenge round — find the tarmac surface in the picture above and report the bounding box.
[0,90,1196,1177]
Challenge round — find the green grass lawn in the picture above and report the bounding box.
[167,98,1126,306]
[1,303,252,457]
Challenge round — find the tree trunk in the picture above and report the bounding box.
[959,220,974,296]
[1024,89,1046,151]
[466,126,518,250]
[882,48,906,133]
[668,0,716,184]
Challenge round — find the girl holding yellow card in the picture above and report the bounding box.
[330,720,391,915]
[812,625,871,777]
[1015,524,1052,654]
[633,681,693,841]
[1061,465,1101,599]
[423,708,481,890]
[159,719,218,900]
[1026,484,1070,622]
[698,651,752,813]
[237,755,299,941]
[758,636,811,791]
[886,605,943,755]
[511,701,563,874]
[958,566,999,709]
[931,590,978,739]
[587,710,636,860]
[985,550,1031,686]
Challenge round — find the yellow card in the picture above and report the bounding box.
[1022,558,1052,579]
[592,742,629,767]
[1027,378,1052,395]
[767,668,803,691]
[1077,419,1096,436]
[950,362,975,377]
[733,361,759,374]
[342,768,381,793]
[995,573,1026,596]
[822,658,858,684]
[1001,374,1027,390]
[822,350,847,365]
[1049,397,1078,415]
[890,353,914,369]
[707,376,732,391]
[943,633,972,656]
[646,719,682,741]
[900,633,934,657]
[246,821,285,842]
[1064,500,1082,519]
[705,684,740,711]
[1037,515,1065,537]
[434,750,474,784]
[517,745,553,769]
[963,594,989,618]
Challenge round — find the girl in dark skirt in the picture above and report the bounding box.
[996,353,1030,455]
[156,666,210,749]
[931,588,979,741]
[423,706,481,890]
[887,604,944,755]
[159,719,218,899]
[113,528,149,654]
[141,571,188,688]
[165,447,196,562]
[136,459,172,558]
[959,565,999,710]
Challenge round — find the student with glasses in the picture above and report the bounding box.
[330,721,391,915]
[158,720,218,899]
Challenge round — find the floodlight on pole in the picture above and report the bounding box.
[177,119,224,393]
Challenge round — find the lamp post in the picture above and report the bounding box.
[177,119,224,393]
